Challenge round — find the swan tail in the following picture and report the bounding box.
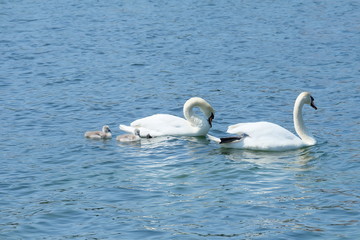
[220,133,248,144]
[208,133,248,144]
[219,136,244,144]
[207,134,221,143]
[119,124,135,133]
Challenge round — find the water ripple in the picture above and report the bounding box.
[1,0,359,239]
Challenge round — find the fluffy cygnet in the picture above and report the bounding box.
[116,129,141,142]
[84,125,112,139]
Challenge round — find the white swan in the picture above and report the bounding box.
[208,92,317,151]
[84,125,112,139]
[119,97,215,137]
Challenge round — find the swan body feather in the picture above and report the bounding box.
[225,121,306,151]
[209,92,317,151]
[119,97,215,137]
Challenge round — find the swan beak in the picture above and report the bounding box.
[311,102,317,110]
[310,101,317,110]
[310,96,317,110]
[208,113,215,127]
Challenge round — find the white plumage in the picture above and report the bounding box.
[208,92,317,151]
[119,97,215,137]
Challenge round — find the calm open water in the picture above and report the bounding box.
[1,0,359,239]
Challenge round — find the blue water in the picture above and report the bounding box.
[1,0,359,239]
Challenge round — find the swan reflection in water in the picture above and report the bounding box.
[116,135,181,149]
[218,146,318,171]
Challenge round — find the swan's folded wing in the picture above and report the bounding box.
[130,114,193,136]
[228,121,299,141]
[131,114,186,128]
[227,122,274,135]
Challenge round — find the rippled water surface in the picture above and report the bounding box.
[1,0,359,239]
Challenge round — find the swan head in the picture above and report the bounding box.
[298,92,317,110]
[183,97,215,127]
[293,92,317,146]
[102,125,111,133]
[134,128,140,136]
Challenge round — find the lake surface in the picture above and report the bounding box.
[1,0,359,239]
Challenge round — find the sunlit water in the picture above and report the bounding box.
[1,0,359,239]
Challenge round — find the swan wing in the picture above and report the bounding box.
[226,121,304,151]
[131,114,186,128]
[120,114,200,137]
[227,121,294,138]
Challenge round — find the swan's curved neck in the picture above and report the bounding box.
[183,101,209,127]
[293,98,316,145]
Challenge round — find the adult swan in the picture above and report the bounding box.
[208,92,317,151]
[119,97,215,138]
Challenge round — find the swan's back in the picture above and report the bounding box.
[226,121,305,151]
[129,114,200,137]
[131,114,186,128]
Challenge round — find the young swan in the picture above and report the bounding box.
[116,129,142,142]
[84,125,112,139]
[208,92,317,151]
[119,97,215,137]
